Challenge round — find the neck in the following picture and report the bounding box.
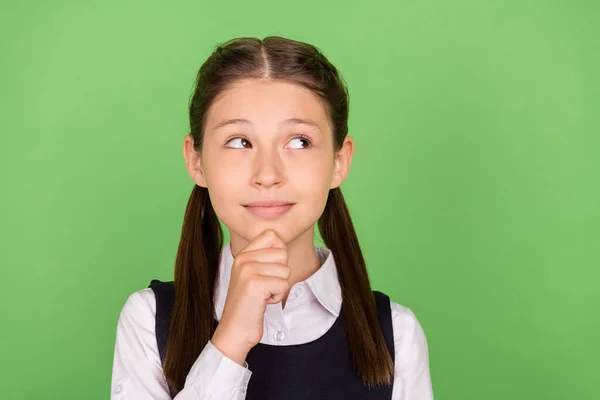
[229,227,322,307]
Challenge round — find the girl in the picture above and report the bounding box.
[110,35,433,400]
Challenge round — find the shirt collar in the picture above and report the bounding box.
[214,242,342,320]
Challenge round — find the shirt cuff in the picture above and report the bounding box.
[184,340,252,398]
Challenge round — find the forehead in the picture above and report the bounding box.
[205,78,330,133]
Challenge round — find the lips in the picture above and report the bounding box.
[243,201,296,219]
[243,200,295,207]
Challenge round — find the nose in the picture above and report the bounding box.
[251,147,284,188]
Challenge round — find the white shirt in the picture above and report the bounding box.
[111,243,434,399]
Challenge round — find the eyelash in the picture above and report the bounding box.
[225,134,312,149]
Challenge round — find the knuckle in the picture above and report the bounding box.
[274,248,288,262]
[246,276,261,292]
[237,261,251,274]
[233,253,247,267]
[239,262,257,280]
[279,278,289,291]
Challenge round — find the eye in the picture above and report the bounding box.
[225,137,252,149]
[225,135,312,149]
[287,135,312,149]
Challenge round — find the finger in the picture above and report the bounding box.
[249,262,291,280]
[240,229,286,255]
[237,248,288,265]
[259,276,289,302]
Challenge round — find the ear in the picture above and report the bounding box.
[330,135,354,189]
[183,134,208,188]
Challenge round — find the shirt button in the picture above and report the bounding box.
[274,330,285,341]
[115,385,122,393]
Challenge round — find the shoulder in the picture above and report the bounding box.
[388,298,431,375]
[114,288,162,369]
[118,287,157,321]
[389,298,429,340]
[388,299,423,335]
[115,288,159,353]
[387,297,430,357]
[386,297,434,396]
[376,291,426,336]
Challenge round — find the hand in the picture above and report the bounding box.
[211,229,291,366]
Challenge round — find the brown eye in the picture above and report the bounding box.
[225,137,252,149]
[288,136,312,149]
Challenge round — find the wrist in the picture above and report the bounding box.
[211,330,250,367]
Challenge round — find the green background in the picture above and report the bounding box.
[1,0,598,399]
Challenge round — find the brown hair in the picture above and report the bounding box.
[165,36,394,395]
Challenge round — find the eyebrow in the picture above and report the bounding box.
[213,118,321,132]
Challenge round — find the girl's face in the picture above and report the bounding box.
[184,78,353,246]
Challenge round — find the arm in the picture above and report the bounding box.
[110,290,252,399]
[390,301,434,400]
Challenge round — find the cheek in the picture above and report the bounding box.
[203,151,241,190]
[203,169,240,220]
[302,156,333,187]
[297,163,333,208]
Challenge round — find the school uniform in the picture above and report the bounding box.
[111,243,434,399]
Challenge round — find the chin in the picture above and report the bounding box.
[226,206,318,244]
[248,221,290,241]
[232,222,295,246]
